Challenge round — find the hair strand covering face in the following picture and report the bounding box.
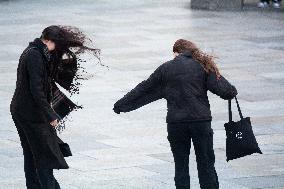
[41,25,105,95]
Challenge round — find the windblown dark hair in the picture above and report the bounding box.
[41,25,101,94]
[173,39,221,79]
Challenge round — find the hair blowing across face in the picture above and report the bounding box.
[41,25,101,94]
[41,25,100,55]
[173,39,221,79]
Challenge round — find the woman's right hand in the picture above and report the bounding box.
[113,106,121,114]
[50,119,59,127]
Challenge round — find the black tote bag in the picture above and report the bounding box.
[224,96,262,161]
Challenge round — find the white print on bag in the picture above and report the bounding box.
[235,132,243,139]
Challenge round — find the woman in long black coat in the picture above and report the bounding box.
[10,25,99,189]
[113,39,238,189]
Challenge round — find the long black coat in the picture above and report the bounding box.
[10,38,69,169]
[114,52,238,123]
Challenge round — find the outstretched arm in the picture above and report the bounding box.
[113,65,164,113]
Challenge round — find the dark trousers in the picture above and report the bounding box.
[167,121,219,189]
[12,115,61,189]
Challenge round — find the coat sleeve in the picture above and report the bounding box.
[206,71,238,100]
[114,65,164,113]
[26,50,59,122]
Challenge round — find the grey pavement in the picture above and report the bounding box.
[0,0,284,189]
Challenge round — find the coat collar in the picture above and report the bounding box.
[29,38,52,62]
[180,51,192,58]
[174,51,193,61]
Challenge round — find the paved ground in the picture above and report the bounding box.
[0,0,284,189]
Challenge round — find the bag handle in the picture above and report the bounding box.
[228,96,243,122]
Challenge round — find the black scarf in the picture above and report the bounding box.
[29,38,52,62]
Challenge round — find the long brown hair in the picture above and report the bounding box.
[173,39,221,79]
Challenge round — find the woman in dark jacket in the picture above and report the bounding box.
[10,25,99,189]
[113,39,238,189]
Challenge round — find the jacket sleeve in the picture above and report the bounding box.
[206,71,238,100]
[26,50,59,122]
[114,65,164,113]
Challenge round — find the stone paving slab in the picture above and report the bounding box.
[230,174,284,188]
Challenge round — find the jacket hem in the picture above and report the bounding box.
[166,117,212,124]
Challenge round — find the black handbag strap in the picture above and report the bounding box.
[228,96,243,122]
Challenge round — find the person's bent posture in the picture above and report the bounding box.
[113,39,238,189]
[10,25,99,189]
